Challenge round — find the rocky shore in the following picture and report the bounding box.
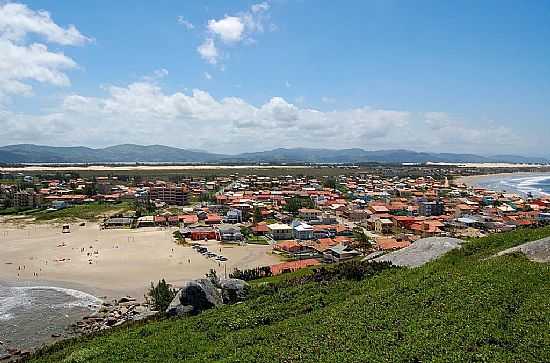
[0,296,158,362]
[70,296,158,335]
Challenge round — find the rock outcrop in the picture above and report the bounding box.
[494,236,550,262]
[219,278,250,305]
[166,277,249,316]
[372,237,465,267]
[166,279,223,316]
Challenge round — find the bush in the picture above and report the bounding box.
[145,279,177,312]
[230,266,272,281]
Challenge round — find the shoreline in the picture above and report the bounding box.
[0,221,280,299]
[454,171,550,187]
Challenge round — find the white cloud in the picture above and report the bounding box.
[0,3,90,45]
[207,16,244,43]
[176,16,194,30]
[0,79,414,151]
[0,3,89,99]
[198,2,274,64]
[204,72,212,80]
[321,96,336,104]
[197,38,218,64]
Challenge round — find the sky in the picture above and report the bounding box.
[0,0,549,156]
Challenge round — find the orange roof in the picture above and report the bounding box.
[270,258,320,275]
[274,240,302,252]
[311,238,339,252]
[376,238,411,251]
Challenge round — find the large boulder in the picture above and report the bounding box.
[372,237,465,267]
[494,236,550,263]
[166,279,223,316]
[219,278,250,304]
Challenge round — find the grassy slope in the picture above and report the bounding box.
[32,202,132,221]
[30,228,550,363]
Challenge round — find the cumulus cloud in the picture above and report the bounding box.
[0,79,413,151]
[207,16,244,43]
[197,38,218,64]
[0,2,89,99]
[0,79,526,154]
[0,3,90,45]
[197,2,274,65]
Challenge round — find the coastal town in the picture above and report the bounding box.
[2,167,549,280]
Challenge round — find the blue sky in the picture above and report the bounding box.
[1,0,549,156]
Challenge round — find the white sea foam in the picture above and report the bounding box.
[0,285,102,321]
[515,175,550,196]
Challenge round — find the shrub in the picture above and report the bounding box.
[146,279,177,312]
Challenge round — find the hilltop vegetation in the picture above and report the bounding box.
[30,227,550,362]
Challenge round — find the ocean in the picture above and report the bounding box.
[474,173,550,197]
[0,284,101,355]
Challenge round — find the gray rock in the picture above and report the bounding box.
[372,237,465,267]
[219,278,249,304]
[166,278,223,316]
[494,236,550,262]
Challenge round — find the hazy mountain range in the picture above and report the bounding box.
[0,144,547,164]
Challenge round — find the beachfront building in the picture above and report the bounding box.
[268,223,293,240]
[293,222,314,240]
[149,184,189,206]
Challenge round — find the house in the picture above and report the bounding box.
[103,217,134,229]
[251,222,270,236]
[369,205,390,214]
[270,258,320,275]
[418,201,444,216]
[376,237,411,251]
[218,226,243,241]
[190,227,219,241]
[273,240,310,254]
[374,218,393,234]
[136,215,155,227]
[224,209,242,224]
[268,223,293,240]
[298,208,322,221]
[179,214,199,225]
[324,244,361,263]
[293,222,314,240]
[205,214,223,225]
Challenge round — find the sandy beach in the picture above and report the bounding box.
[0,222,279,300]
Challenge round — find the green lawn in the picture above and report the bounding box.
[32,202,133,221]
[30,227,550,362]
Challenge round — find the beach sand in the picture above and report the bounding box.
[0,222,279,300]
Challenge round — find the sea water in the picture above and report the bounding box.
[0,284,101,354]
[476,174,550,197]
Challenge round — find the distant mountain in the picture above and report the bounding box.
[0,144,222,163]
[0,144,547,165]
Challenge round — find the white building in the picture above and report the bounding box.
[268,223,293,240]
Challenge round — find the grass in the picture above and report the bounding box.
[246,235,270,245]
[29,226,550,362]
[32,202,133,221]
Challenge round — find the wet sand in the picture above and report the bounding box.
[0,222,279,300]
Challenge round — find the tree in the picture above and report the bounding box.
[352,227,373,253]
[284,196,315,215]
[323,177,337,189]
[145,279,177,312]
[253,207,263,223]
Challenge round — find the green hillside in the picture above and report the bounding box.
[30,228,550,362]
